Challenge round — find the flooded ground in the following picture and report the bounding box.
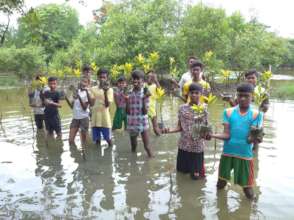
[0,81,294,219]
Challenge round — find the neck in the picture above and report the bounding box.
[239,105,249,113]
[192,77,200,82]
[190,100,200,105]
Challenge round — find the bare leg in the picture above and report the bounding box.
[80,131,87,146]
[141,130,153,158]
[243,187,255,200]
[106,139,113,147]
[130,135,138,153]
[152,116,161,136]
[68,127,79,146]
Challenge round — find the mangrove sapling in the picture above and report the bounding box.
[191,104,207,140]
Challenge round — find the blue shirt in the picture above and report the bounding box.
[222,105,263,159]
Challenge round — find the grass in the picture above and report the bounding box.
[271,82,294,99]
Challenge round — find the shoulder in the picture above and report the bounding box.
[250,108,262,120]
[224,107,236,118]
[179,103,190,112]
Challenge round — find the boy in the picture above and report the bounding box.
[223,70,269,113]
[29,75,46,130]
[89,68,113,147]
[43,77,62,138]
[182,61,211,102]
[112,76,128,130]
[65,77,91,146]
[162,83,209,180]
[178,56,198,92]
[209,83,263,199]
[126,70,153,157]
[146,70,161,136]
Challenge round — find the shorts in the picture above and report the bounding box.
[176,149,205,177]
[112,107,127,130]
[92,127,111,142]
[45,114,61,135]
[218,155,254,187]
[70,118,89,132]
[34,114,44,129]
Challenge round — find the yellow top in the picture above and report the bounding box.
[89,86,114,128]
[147,83,157,118]
[182,79,211,96]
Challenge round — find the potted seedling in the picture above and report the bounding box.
[191,104,206,140]
[199,94,217,137]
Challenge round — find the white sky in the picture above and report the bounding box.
[1,0,293,38]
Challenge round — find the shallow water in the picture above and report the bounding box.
[0,87,294,219]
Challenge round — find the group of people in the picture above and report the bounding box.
[28,56,269,200]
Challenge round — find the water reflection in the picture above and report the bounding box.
[1,89,294,219]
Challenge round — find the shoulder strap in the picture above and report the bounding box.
[252,109,259,120]
[225,107,235,118]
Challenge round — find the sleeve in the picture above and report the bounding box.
[56,91,61,102]
[107,88,114,103]
[252,111,264,128]
[182,82,189,96]
[223,109,229,124]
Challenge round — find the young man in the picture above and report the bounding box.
[223,70,269,113]
[65,77,91,146]
[89,68,114,147]
[182,61,211,102]
[43,77,62,138]
[178,56,198,92]
[209,83,263,199]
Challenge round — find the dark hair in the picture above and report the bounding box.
[48,76,57,82]
[189,83,203,93]
[188,56,198,62]
[146,69,155,75]
[35,74,41,80]
[82,64,91,72]
[245,69,258,78]
[97,68,109,76]
[117,75,126,82]
[131,70,144,79]
[237,83,254,93]
[190,61,204,70]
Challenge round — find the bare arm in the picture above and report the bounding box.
[162,120,182,134]
[78,95,89,111]
[65,96,73,109]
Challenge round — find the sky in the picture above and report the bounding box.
[1,0,294,38]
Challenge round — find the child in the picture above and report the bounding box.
[65,77,91,146]
[209,83,263,199]
[82,64,93,86]
[146,70,161,136]
[29,75,46,130]
[223,70,269,113]
[112,76,128,130]
[126,70,153,157]
[42,77,62,138]
[89,68,113,147]
[162,83,208,180]
[182,61,210,102]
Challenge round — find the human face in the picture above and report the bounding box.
[132,77,143,90]
[147,73,154,85]
[48,80,57,91]
[189,90,201,104]
[80,78,89,89]
[237,92,252,109]
[191,66,202,81]
[117,80,127,89]
[98,73,108,82]
[245,74,257,86]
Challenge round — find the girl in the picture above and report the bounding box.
[162,83,209,179]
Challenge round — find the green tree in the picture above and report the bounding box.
[16,4,81,63]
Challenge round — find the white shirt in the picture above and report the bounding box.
[179,71,192,92]
[32,90,45,115]
[73,89,89,119]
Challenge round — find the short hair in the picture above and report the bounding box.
[97,68,109,76]
[48,76,57,82]
[82,64,91,72]
[117,75,126,82]
[245,69,259,78]
[190,61,204,70]
[146,69,155,75]
[188,56,198,62]
[237,83,254,93]
[131,70,144,79]
[189,83,203,93]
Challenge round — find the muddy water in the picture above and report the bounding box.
[0,87,294,219]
